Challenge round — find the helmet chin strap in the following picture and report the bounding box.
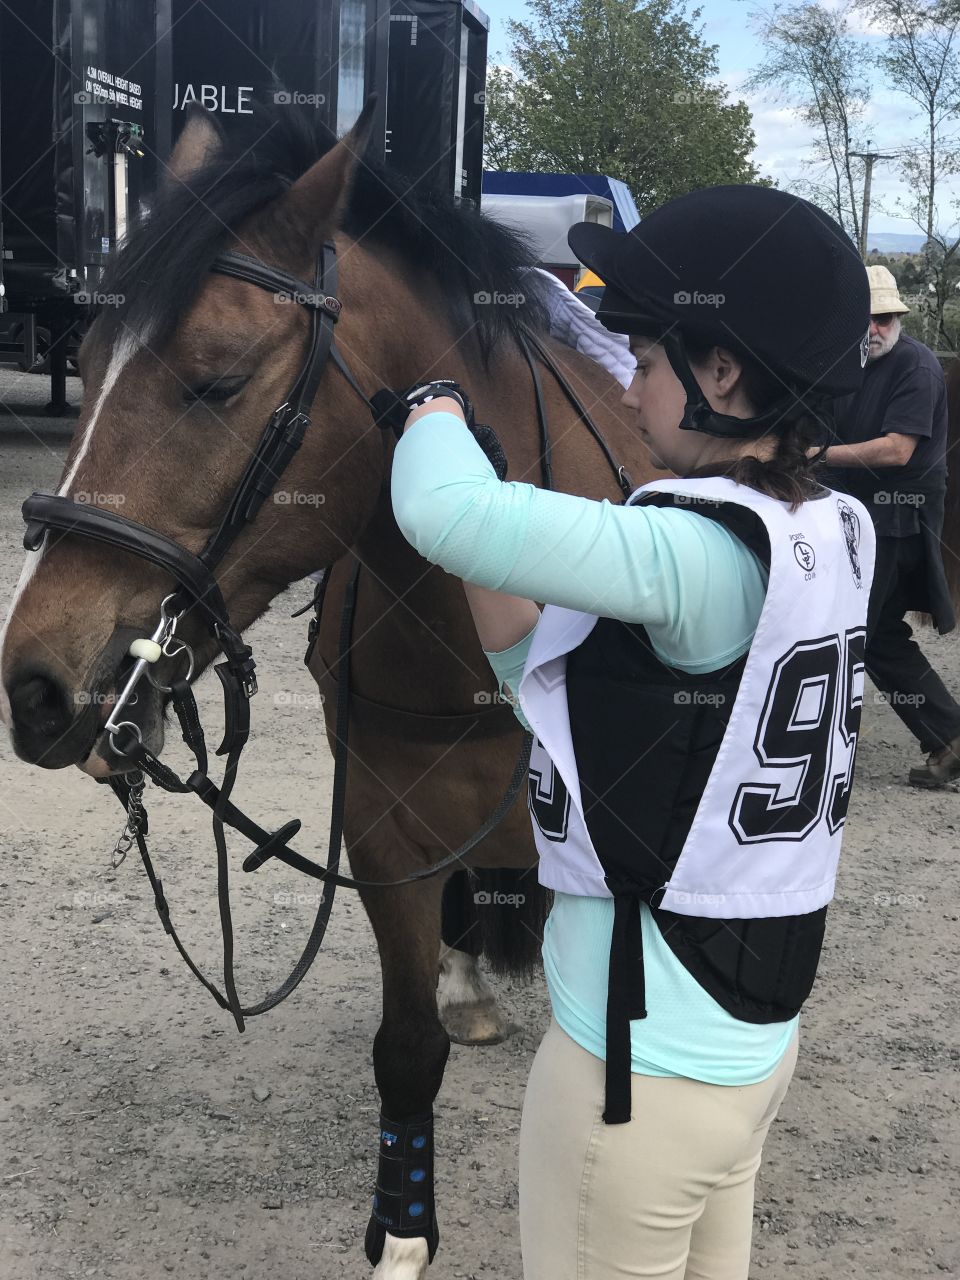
[660,332,800,440]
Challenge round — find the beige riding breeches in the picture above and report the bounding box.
[519,1017,799,1280]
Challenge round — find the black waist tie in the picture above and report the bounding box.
[603,892,647,1124]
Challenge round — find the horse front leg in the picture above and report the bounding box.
[357,868,451,1280]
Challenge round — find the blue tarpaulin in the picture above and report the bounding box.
[481,171,640,232]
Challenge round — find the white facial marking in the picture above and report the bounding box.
[59,332,138,495]
[0,332,138,724]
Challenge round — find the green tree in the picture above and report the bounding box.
[855,0,960,348]
[747,3,872,243]
[483,0,766,214]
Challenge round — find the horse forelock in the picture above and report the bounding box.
[95,105,549,366]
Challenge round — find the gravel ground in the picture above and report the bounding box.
[0,366,958,1280]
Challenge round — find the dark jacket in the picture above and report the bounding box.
[823,334,954,633]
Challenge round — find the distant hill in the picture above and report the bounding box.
[867,231,927,254]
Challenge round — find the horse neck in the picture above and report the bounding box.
[338,262,642,708]
[344,326,546,710]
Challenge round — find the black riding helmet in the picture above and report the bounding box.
[568,185,871,439]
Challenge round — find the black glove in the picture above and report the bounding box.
[470,423,508,481]
[372,379,474,433]
[371,380,508,480]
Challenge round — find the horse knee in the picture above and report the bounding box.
[373,1019,449,1112]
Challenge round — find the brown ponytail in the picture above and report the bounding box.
[683,340,831,511]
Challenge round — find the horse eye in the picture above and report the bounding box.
[184,375,250,405]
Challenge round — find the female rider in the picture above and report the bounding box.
[389,185,874,1280]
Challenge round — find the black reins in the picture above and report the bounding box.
[19,241,633,1028]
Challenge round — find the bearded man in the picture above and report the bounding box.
[818,265,959,786]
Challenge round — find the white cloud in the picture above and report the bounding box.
[719,79,960,234]
[821,0,888,39]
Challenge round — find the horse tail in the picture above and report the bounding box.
[441,868,551,982]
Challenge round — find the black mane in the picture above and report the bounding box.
[101,104,549,362]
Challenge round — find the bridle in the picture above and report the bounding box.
[19,240,634,1030]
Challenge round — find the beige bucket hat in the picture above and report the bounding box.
[867,264,910,315]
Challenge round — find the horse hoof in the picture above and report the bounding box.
[438,949,515,1044]
[442,999,517,1045]
[372,1233,430,1279]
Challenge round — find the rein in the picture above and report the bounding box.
[19,242,633,1028]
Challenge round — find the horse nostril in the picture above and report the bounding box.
[8,671,74,742]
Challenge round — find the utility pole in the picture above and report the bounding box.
[849,149,897,260]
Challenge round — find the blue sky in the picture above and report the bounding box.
[479,0,959,236]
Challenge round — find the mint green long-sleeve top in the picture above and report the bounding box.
[391,410,799,1084]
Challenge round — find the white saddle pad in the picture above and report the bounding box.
[530,267,636,389]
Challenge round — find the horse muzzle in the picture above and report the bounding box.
[6,664,98,768]
[5,628,168,771]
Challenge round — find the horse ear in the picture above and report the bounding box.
[165,107,224,184]
[279,94,379,250]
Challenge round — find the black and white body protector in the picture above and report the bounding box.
[520,476,875,915]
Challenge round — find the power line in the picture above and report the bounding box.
[849,149,898,258]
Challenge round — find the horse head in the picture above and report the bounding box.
[1,100,397,773]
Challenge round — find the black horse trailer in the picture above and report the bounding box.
[385,0,488,205]
[0,0,488,409]
[0,0,163,405]
[166,0,389,160]
[164,0,487,205]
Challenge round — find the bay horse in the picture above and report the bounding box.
[0,102,655,1277]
